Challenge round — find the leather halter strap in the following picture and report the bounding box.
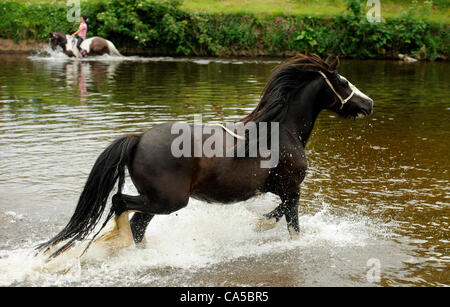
[214,124,245,140]
[318,71,355,109]
[58,38,67,46]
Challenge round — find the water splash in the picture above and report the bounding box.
[28,46,282,65]
[0,193,390,286]
[29,45,71,61]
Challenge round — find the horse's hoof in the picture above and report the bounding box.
[288,226,302,240]
[135,241,146,249]
[255,216,277,232]
[135,235,147,249]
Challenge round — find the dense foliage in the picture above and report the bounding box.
[0,0,448,59]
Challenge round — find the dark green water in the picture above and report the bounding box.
[0,53,448,286]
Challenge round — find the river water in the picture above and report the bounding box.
[0,50,448,286]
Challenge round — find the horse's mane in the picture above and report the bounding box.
[54,32,67,39]
[241,54,339,123]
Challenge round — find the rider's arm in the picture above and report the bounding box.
[72,24,82,37]
[72,28,80,37]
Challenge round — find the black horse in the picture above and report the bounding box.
[37,54,373,258]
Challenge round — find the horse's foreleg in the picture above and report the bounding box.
[255,202,286,232]
[283,193,301,240]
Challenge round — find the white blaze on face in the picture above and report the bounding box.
[338,74,373,102]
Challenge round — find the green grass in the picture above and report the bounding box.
[11,0,450,23]
[181,0,450,23]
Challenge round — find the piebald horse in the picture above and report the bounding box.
[37,54,374,258]
[49,32,122,58]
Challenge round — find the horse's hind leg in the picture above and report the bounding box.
[112,194,161,244]
[97,180,189,248]
[95,210,135,251]
[130,213,154,244]
[95,193,150,250]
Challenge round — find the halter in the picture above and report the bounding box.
[215,124,245,140]
[58,38,67,47]
[318,71,355,109]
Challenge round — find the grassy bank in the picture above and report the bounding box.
[182,0,450,24]
[0,0,448,59]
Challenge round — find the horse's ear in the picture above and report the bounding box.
[49,32,54,38]
[325,55,339,71]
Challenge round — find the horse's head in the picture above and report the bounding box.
[241,54,373,125]
[318,56,373,119]
[49,32,67,51]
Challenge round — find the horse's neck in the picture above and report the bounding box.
[61,35,71,51]
[281,80,322,147]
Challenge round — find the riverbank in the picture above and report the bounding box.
[0,0,448,59]
[0,38,46,54]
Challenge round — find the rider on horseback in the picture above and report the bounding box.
[71,16,89,58]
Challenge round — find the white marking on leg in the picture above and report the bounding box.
[95,211,135,251]
[288,226,301,240]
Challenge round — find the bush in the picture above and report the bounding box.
[0,0,448,59]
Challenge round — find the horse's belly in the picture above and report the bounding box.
[191,167,268,204]
[80,39,93,51]
[192,188,259,204]
[82,37,108,54]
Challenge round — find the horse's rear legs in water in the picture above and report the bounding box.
[130,212,154,244]
[95,194,153,249]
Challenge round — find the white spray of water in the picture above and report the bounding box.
[0,190,389,286]
[29,46,282,65]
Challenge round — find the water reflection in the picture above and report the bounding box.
[61,61,121,103]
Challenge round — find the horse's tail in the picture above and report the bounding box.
[36,134,141,258]
[107,40,122,56]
